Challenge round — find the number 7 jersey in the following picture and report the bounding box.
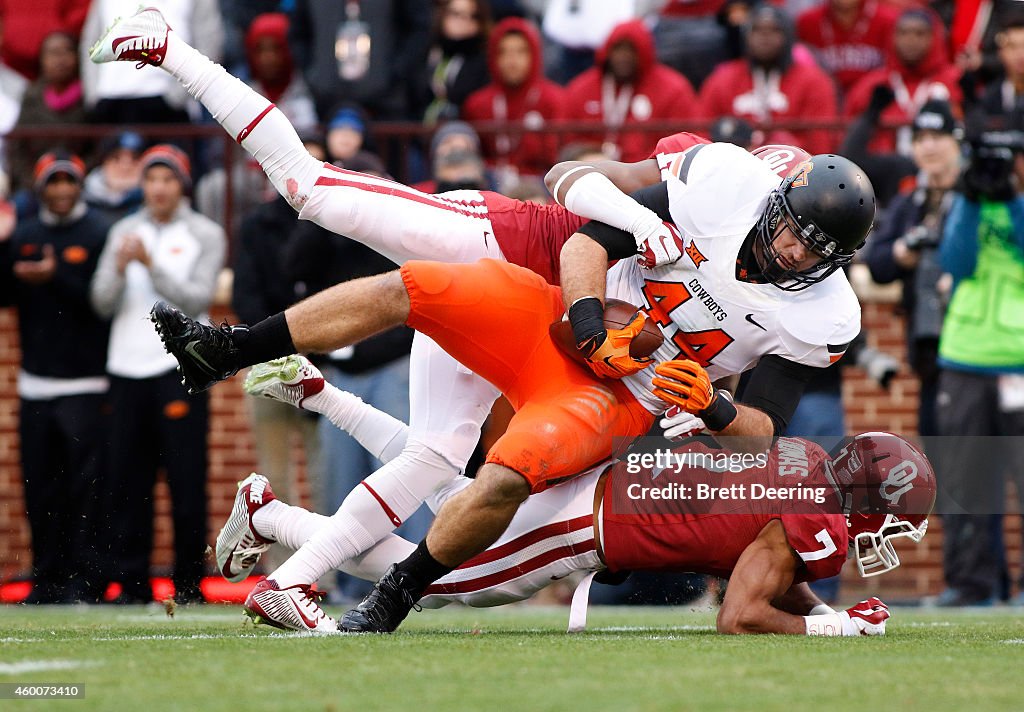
[604,143,861,415]
[601,437,849,582]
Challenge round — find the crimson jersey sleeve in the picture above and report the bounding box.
[779,512,848,583]
[776,438,849,582]
[648,132,711,159]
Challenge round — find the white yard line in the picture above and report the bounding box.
[0,660,96,675]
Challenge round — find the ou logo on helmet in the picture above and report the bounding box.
[759,149,795,176]
[880,460,918,504]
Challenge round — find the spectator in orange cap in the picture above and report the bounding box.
[89,144,225,604]
[0,150,111,603]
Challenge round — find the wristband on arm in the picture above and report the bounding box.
[568,296,606,354]
[701,389,738,431]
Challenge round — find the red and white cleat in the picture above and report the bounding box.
[215,473,276,583]
[89,6,171,67]
[244,577,338,634]
[243,355,325,410]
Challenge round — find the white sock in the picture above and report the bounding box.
[252,500,327,551]
[161,31,321,208]
[304,384,409,464]
[268,444,458,587]
[254,500,417,583]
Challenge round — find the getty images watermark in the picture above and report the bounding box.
[615,437,832,511]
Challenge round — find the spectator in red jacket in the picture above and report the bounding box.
[797,0,900,96]
[700,5,840,154]
[563,19,699,162]
[0,0,89,80]
[845,7,962,154]
[462,18,565,181]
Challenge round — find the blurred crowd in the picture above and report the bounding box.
[1,0,1023,608]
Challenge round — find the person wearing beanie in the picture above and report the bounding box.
[700,5,839,154]
[82,131,145,223]
[866,99,963,440]
[430,120,482,164]
[89,143,225,604]
[325,104,371,165]
[0,150,112,603]
[409,121,488,193]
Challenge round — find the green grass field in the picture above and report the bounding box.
[0,604,1021,712]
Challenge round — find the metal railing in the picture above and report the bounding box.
[6,117,869,239]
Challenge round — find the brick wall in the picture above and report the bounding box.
[0,301,1018,599]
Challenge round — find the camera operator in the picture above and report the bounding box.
[933,126,1024,606]
[867,100,962,437]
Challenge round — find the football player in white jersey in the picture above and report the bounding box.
[552,145,874,451]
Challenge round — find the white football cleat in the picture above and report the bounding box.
[215,473,276,583]
[89,6,171,66]
[244,355,325,410]
[244,577,338,634]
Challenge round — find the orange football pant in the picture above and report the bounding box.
[400,258,654,493]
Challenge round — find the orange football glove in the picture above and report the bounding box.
[579,312,655,379]
[651,359,714,412]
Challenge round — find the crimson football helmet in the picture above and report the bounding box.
[825,432,936,577]
[750,144,811,178]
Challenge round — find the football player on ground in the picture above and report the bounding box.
[90,7,810,631]
[224,356,933,637]
[92,9,873,633]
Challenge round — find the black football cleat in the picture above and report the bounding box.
[337,565,421,633]
[150,301,246,394]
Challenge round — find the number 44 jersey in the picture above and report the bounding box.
[604,143,862,415]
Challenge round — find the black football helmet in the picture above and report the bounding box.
[754,154,876,291]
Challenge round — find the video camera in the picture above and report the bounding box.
[962,129,1024,202]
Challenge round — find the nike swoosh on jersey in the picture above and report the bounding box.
[744,313,768,331]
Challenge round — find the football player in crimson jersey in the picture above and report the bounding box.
[91,7,820,633]
[230,356,934,637]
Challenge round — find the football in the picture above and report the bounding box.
[549,299,664,363]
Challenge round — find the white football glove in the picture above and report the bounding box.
[659,405,707,440]
[839,597,890,636]
[635,220,683,269]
